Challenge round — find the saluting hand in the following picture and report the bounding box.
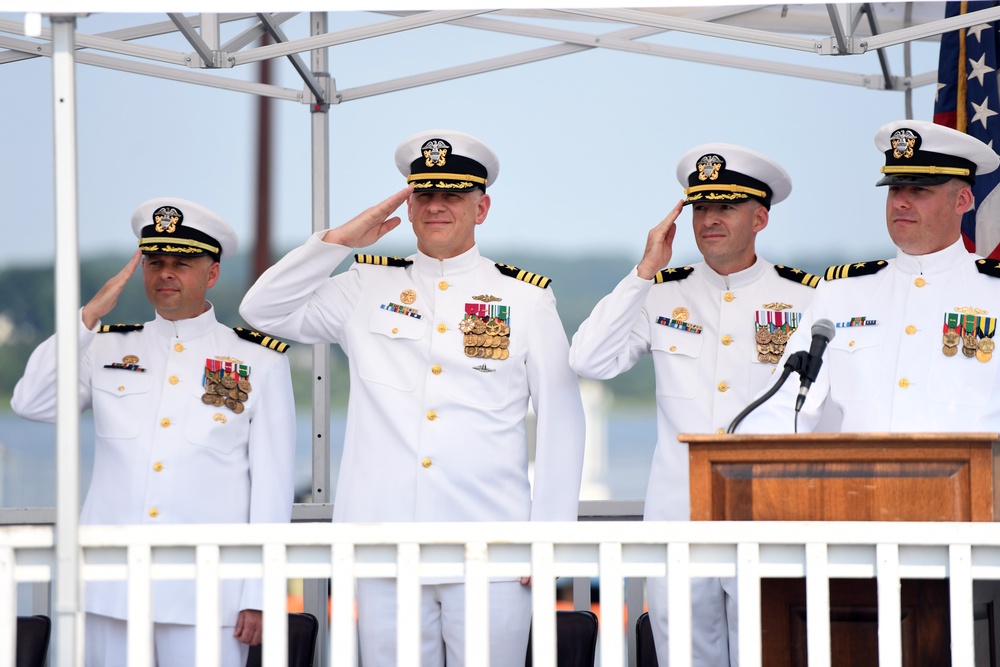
[81,250,142,330]
[636,199,684,281]
[321,186,413,248]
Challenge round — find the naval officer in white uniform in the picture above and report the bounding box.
[742,120,1000,434]
[240,130,585,667]
[569,144,818,666]
[11,198,296,666]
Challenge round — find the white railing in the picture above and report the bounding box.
[3,518,1000,666]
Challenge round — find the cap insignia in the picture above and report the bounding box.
[422,139,450,167]
[152,206,182,234]
[890,129,918,160]
[696,154,723,181]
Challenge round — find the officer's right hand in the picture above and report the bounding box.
[322,186,413,248]
[636,199,684,281]
[82,250,141,329]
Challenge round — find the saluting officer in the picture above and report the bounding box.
[742,119,1000,434]
[11,199,296,667]
[239,130,586,667]
[570,144,818,666]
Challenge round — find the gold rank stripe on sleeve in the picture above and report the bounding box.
[773,265,820,288]
[653,266,694,284]
[823,260,889,281]
[232,327,290,353]
[976,259,1000,278]
[353,254,413,268]
[494,263,551,288]
[97,323,144,334]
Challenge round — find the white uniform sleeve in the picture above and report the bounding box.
[568,268,654,380]
[11,312,98,421]
[239,350,297,612]
[526,288,586,521]
[240,233,357,344]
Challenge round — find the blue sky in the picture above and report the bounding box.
[0,10,941,273]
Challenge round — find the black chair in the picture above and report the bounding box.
[246,612,319,667]
[16,615,51,667]
[525,609,599,667]
[636,611,659,667]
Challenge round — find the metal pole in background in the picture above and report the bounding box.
[304,11,333,667]
[50,13,82,667]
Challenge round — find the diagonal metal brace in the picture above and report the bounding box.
[257,12,327,106]
[167,12,216,67]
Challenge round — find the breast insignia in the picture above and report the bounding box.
[495,263,551,288]
[824,260,889,281]
[97,323,144,334]
[232,327,290,353]
[653,266,694,284]
[774,265,820,288]
[354,254,413,267]
[976,259,1000,278]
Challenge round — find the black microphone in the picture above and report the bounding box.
[795,319,836,412]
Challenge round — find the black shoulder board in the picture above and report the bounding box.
[98,323,144,334]
[774,265,820,288]
[824,260,889,281]
[354,254,412,268]
[495,263,551,288]
[233,327,290,353]
[976,259,1000,278]
[653,266,694,284]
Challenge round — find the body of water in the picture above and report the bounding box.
[0,411,658,508]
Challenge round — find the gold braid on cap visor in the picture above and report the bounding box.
[139,236,220,255]
[880,165,971,176]
[407,172,488,186]
[684,183,767,201]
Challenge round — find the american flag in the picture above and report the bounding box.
[934,1,1000,259]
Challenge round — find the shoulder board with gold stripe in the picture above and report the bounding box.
[354,254,412,268]
[976,259,1000,278]
[774,265,820,288]
[495,263,551,288]
[97,323,144,334]
[653,266,694,284]
[232,327,290,353]
[824,260,889,281]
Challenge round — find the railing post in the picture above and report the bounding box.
[599,542,625,667]
[805,542,831,667]
[876,543,902,667]
[464,542,490,666]
[667,542,691,667]
[127,544,153,667]
[736,542,761,667]
[330,543,356,667]
[396,543,421,667]
[949,543,975,665]
[195,545,221,667]
[530,542,556,667]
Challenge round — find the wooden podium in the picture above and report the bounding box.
[681,432,1000,667]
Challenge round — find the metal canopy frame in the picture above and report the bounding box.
[5,4,1000,665]
[6,5,1000,106]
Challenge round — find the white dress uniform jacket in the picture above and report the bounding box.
[569,257,817,521]
[239,235,585,533]
[742,239,1000,434]
[11,305,296,624]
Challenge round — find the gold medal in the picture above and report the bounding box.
[499,348,509,360]
[979,338,996,354]
[757,352,768,362]
[400,289,417,305]
[943,331,960,348]
[755,328,772,344]
[231,401,245,414]
[977,348,992,363]
[201,393,215,404]
[221,375,238,390]
[465,346,478,357]
[123,355,139,365]
[237,379,252,393]
[771,330,789,345]
[943,345,958,357]
[212,395,225,407]
[671,307,690,322]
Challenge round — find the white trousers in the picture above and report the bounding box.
[647,576,739,667]
[84,612,249,667]
[357,579,532,667]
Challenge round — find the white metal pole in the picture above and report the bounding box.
[304,11,332,667]
[49,13,82,667]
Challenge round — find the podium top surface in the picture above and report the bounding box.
[680,432,1000,446]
